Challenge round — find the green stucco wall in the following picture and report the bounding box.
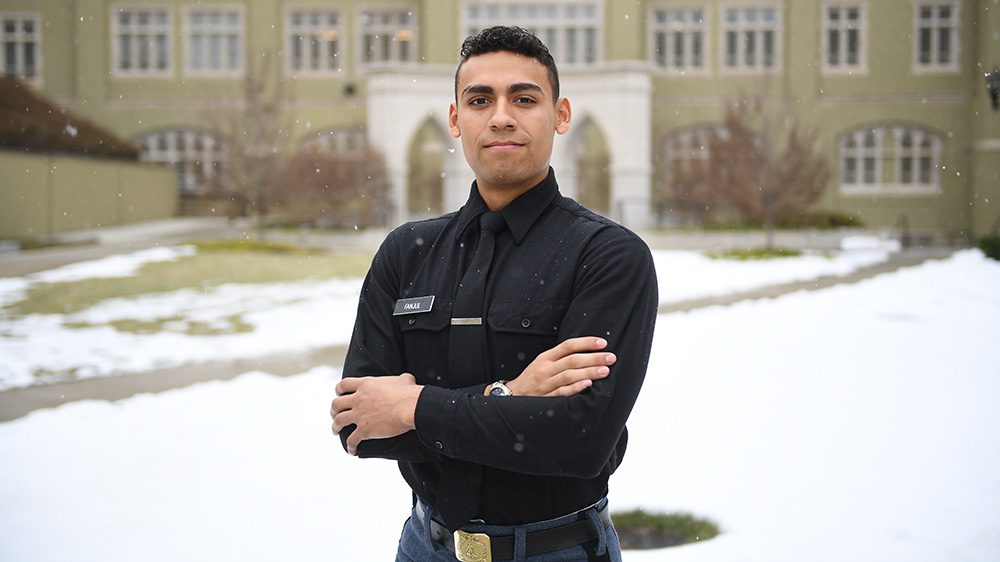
[0,152,178,239]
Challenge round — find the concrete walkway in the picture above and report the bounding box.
[0,242,958,422]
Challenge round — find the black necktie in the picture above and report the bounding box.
[437,211,505,530]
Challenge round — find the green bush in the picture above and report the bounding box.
[979,236,1000,261]
[0,77,138,160]
[612,509,720,549]
[782,210,864,229]
[705,247,802,260]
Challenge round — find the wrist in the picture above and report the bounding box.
[403,385,422,429]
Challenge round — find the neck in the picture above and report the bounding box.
[475,169,549,211]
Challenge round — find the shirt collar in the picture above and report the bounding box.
[454,168,559,245]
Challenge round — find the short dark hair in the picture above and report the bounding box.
[455,26,560,102]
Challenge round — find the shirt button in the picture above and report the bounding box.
[408,318,416,326]
[434,441,444,450]
[521,319,531,328]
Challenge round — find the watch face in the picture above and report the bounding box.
[489,386,506,397]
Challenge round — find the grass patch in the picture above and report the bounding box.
[705,247,803,260]
[64,315,255,336]
[612,509,720,549]
[188,238,326,254]
[6,249,372,316]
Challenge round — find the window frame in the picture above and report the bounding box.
[0,11,42,85]
[356,5,419,70]
[839,125,942,196]
[461,1,605,68]
[135,129,226,195]
[912,0,960,74]
[110,5,173,79]
[284,6,344,77]
[719,2,783,75]
[648,3,711,76]
[182,3,246,78]
[820,1,867,75]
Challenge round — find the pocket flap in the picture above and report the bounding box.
[487,299,568,335]
[398,301,451,332]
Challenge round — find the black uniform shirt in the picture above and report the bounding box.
[340,169,658,527]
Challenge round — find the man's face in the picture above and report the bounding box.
[449,51,571,197]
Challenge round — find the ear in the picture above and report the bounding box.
[555,97,572,135]
[448,103,461,138]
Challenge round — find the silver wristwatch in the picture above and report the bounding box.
[484,380,513,397]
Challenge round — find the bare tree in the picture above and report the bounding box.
[278,145,391,228]
[707,98,831,248]
[208,52,293,237]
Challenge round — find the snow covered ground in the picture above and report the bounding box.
[1,248,997,561]
[0,239,892,390]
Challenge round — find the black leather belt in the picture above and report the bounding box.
[416,501,612,561]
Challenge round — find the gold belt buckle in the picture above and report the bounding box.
[454,529,492,562]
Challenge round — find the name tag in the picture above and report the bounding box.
[393,296,435,316]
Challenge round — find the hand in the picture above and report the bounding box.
[507,337,616,397]
[331,373,423,455]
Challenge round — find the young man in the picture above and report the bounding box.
[331,26,658,562]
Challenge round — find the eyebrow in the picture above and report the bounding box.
[461,82,545,98]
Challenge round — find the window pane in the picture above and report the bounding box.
[828,30,840,65]
[291,35,302,70]
[119,35,131,69]
[919,157,932,183]
[901,157,913,183]
[584,28,596,63]
[937,28,951,63]
[918,28,931,64]
[190,34,203,69]
[673,32,683,67]
[309,36,320,69]
[745,32,756,67]
[863,158,875,183]
[844,157,857,184]
[138,36,150,69]
[655,31,665,66]
[227,34,239,69]
[846,29,859,65]
[156,35,168,69]
[208,34,221,69]
[726,32,736,66]
[692,32,703,66]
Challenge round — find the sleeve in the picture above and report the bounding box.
[337,229,438,463]
[413,230,658,478]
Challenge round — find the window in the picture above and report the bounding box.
[649,6,707,73]
[822,3,865,73]
[464,2,602,66]
[1,12,40,83]
[721,6,782,73]
[184,6,244,76]
[136,130,225,194]
[662,127,713,181]
[358,8,417,66]
[286,9,342,75]
[301,128,367,156]
[839,125,941,195]
[914,1,959,71]
[111,6,171,77]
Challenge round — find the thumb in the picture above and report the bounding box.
[401,372,416,384]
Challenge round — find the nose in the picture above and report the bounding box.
[488,98,516,130]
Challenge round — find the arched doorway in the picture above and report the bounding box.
[570,117,611,214]
[406,118,448,219]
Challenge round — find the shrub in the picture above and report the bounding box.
[0,77,138,160]
[612,509,720,549]
[979,236,1000,261]
[706,247,802,260]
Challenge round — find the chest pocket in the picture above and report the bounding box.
[487,299,569,380]
[397,303,451,386]
[487,299,569,335]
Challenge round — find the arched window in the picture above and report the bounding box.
[135,129,225,194]
[299,127,367,156]
[839,125,941,194]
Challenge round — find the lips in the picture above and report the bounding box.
[484,140,525,149]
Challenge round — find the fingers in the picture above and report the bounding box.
[335,377,364,396]
[331,409,356,435]
[539,336,608,361]
[545,378,594,397]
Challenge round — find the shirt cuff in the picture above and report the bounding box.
[414,385,461,457]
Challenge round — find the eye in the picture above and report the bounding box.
[514,96,537,104]
[468,97,490,106]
